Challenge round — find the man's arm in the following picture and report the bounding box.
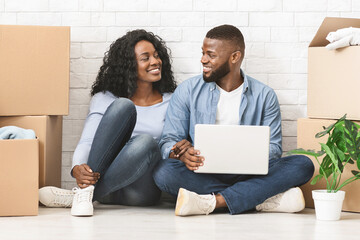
[159,83,191,159]
[263,90,282,160]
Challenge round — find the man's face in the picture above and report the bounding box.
[201,38,231,83]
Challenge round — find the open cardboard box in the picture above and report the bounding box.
[0,116,63,188]
[0,25,70,116]
[297,118,360,213]
[0,139,39,216]
[308,17,360,121]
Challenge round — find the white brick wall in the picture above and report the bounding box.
[194,0,237,12]
[0,0,359,187]
[79,0,103,12]
[237,0,283,12]
[17,13,62,25]
[0,13,16,24]
[0,0,4,11]
[49,0,78,12]
[5,0,49,12]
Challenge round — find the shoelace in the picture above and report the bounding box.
[197,193,216,215]
[72,187,93,203]
[259,193,282,210]
[53,192,73,207]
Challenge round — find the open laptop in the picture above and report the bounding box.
[194,124,270,175]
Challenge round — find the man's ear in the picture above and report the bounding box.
[231,51,242,64]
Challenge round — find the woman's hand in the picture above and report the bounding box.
[72,164,100,188]
[171,139,193,158]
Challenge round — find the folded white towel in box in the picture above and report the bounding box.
[326,27,360,50]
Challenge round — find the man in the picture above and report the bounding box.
[153,24,314,216]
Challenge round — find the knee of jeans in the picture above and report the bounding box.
[134,134,160,156]
[107,98,136,118]
[299,155,315,180]
[136,134,158,149]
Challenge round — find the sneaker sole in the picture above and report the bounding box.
[71,208,93,217]
[294,187,305,213]
[175,188,189,216]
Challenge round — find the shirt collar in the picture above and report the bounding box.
[241,69,249,94]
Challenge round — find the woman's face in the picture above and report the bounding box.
[134,40,162,83]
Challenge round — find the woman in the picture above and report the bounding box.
[39,29,177,216]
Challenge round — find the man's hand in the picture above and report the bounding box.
[73,164,100,188]
[179,147,204,171]
[171,139,193,158]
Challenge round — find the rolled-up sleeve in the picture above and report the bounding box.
[262,90,282,160]
[159,82,191,159]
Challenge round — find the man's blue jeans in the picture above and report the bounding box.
[87,98,161,206]
[153,155,314,214]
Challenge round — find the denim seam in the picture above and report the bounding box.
[93,110,136,172]
[219,191,235,215]
[99,144,153,198]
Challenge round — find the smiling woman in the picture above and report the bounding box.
[132,40,164,106]
[38,30,177,217]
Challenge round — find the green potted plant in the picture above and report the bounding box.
[289,115,360,220]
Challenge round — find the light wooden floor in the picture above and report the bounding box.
[1,202,359,240]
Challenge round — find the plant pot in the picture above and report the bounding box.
[312,190,345,221]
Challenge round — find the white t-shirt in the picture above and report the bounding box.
[133,93,171,140]
[215,84,243,125]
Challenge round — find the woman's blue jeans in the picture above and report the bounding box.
[87,98,161,206]
[153,155,314,214]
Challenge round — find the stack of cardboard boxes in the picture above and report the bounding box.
[298,17,360,213]
[0,25,70,216]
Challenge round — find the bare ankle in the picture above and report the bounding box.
[215,194,227,208]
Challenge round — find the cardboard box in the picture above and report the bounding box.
[307,17,360,120]
[297,118,360,213]
[0,116,63,188]
[0,25,70,116]
[0,139,39,216]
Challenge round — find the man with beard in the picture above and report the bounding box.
[153,25,314,216]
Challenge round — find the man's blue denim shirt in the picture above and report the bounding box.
[159,70,282,161]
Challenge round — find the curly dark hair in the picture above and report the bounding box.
[91,29,176,97]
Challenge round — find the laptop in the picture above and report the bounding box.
[194,124,270,175]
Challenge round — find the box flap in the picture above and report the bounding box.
[309,17,360,47]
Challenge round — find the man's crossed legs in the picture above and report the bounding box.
[153,155,314,216]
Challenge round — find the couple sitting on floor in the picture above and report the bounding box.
[39,24,314,217]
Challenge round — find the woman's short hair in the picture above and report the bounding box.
[91,29,176,97]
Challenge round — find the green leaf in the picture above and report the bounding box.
[354,121,360,129]
[351,170,360,178]
[287,148,322,157]
[310,175,323,185]
[320,143,341,173]
[335,147,345,162]
[315,115,346,138]
[323,168,333,178]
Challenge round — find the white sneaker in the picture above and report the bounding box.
[71,185,94,217]
[256,187,305,213]
[39,186,74,208]
[175,188,216,216]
